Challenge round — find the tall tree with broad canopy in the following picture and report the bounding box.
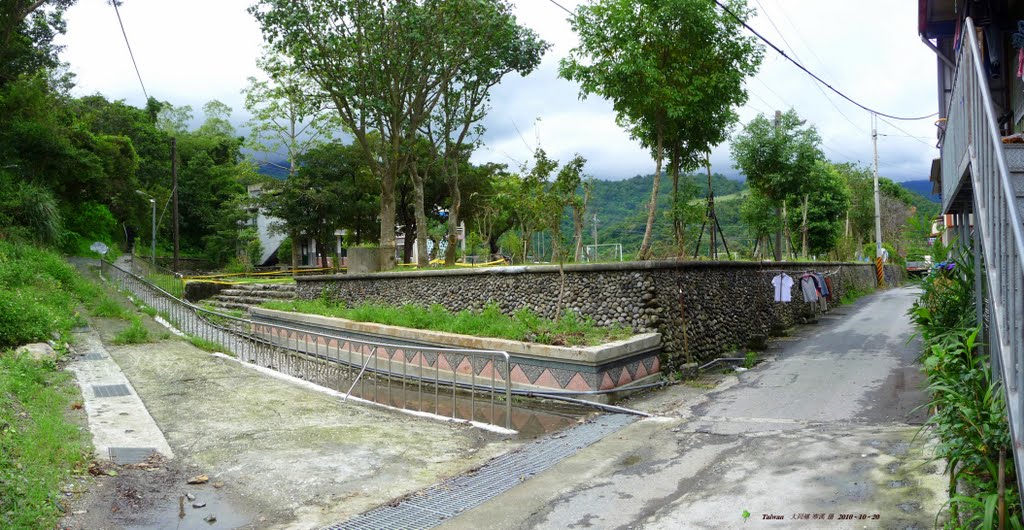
[419,0,547,265]
[250,0,544,270]
[730,109,822,260]
[559,0,761,260]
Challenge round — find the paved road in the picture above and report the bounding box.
[443,286,945,530]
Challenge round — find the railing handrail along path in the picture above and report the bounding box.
[101,259,515,431]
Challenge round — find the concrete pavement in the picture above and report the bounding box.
[442,286,945,529]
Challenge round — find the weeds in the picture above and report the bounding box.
[743,351,757,369]
[0,352,90,529]
[113,317,151,345]
[89,296,129,319]
[262,299,631,346]
[188,335,222,353]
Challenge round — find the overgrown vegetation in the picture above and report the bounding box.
[112,316,151,345]
[908,246,1021,527]
[0,241,94,349]
[0,242,92,527]
[0,352,91,529]
[262,299,631,346]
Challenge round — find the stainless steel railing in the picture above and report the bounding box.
[940,16,1024,499]
[101,259,514,431]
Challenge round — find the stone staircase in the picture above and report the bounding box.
[204,283,297,314]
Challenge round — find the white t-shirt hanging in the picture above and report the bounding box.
[771,273,793,302]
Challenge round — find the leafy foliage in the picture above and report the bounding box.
[559,0,762,259]
[909,247,1021,526]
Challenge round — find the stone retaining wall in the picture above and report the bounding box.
[296,261,905,372]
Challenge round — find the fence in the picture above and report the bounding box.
[101,260,514,431]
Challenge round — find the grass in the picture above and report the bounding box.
[140,306,158,318]
[0,241,92,527]
[112,317,151,345]
[187,335,223,353]
[262,299,632,346]
[0,352,91,529]
[89,296,129,320]
[743,351,757,369]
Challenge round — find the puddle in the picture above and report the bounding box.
[124,488,249,530]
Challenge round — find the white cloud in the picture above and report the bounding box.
[59,0,940,181]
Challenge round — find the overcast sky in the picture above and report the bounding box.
[58,0,940,182]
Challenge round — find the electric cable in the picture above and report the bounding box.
[111,1,149,101]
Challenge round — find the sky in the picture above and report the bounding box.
[58,0,941,182]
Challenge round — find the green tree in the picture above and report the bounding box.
[789,161,850,258]
[419,0,547,266]
[243,50,338,267]
[0,0,76,87]
[731,109,822,260]
[560,0,762,260]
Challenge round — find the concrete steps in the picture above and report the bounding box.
[205,283,296,314]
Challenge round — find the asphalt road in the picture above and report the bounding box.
[442,286,945,530]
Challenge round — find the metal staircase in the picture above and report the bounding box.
[940,16,1024,498]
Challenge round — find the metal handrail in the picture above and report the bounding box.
[941,16,1024,504]
[101,259,514,431]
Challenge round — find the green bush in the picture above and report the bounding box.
[909,244,1021,526]
[0,241,92,348]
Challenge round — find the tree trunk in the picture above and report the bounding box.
[801,194,809,259]
[573,213,585,262]
[671,153,683,256]
[444,169,461,266]
[411,167,430,268]
[774,205,783,261]
[637,129,664,260]
[379,172,397,271]
[290,234,299,270]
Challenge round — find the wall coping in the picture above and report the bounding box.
[296,259,878,282]
[250,307,661,366]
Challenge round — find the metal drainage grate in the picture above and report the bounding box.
[92,384,132,398]
[108,447,156,465]
[323,413,640,530]
[81,353,105,361]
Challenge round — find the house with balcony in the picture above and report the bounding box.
[919,0,1024,503]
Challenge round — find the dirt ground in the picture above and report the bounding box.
[60,264,518,530]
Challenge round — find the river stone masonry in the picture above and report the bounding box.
[295,261,904,372]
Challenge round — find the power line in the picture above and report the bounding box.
[876,115,936,148]
[711,0,937,121]
[112,1,149,101]
[547,0,573,15]
[550,0,937,121]
[752,0,868,135]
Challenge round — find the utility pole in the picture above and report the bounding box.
[171,137,180,272]
[773,110,783,261]
[592,213,598,262]
[872,113,885,286]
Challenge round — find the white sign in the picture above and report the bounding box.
[90,242,109,256]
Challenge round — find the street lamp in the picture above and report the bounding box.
[136,190,156,264]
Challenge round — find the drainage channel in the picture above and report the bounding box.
[323,412,640,530]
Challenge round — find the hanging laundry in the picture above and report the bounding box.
[771,273,793,303]
[814,273,829,298]
[824,277,835,302]
[799,275,818,303]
